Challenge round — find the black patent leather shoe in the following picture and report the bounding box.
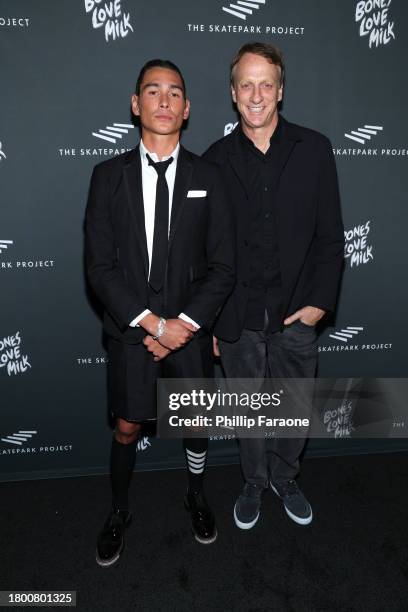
[95,508,132,567]
[184,490,218,544]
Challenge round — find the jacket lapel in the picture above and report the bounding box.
[275,117,301,184]
[123,146,149,277]
[227,128,250,198]
[168,146,194,247]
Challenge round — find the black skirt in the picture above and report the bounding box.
[107,331,213,422]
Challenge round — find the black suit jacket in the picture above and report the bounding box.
[85,144,235,344]
[203,116,344,342]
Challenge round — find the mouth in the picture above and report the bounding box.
[248,106,265,113]
[155,114,173,121]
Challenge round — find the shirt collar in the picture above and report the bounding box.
[239,116,281,155]
[139,139,180,166]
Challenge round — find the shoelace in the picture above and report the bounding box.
[244,483,263,498]
[276,480,299,497]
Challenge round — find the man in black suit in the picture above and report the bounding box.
[86,59,235,566]
[204,42,344,529]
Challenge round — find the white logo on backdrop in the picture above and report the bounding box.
[224,122,238,136]
[344,124,383,145]
[355,0,395,48]
[0,17,30,27]
[0,429,73,456]
[92,122,134,144]
[344,220,373,268]
[319,325,392,354]
[1,431,38,446]
[323,400,355,438]
[84,0,133,42]
[334,124,407,158]
[329,327,364,343]
[0,142,6,160]
[222,0,266,21]
[187,1,304,36]
[136,436,151,452]
[0,332,31,376]
[0,240,13,254]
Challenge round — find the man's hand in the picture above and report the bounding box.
[143,335,171,362]
[284,306,326,327]
[138,312,161,336]
[213,335,220,357]
[158,319,196,351]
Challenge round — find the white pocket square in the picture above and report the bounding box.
[187,190,207,198]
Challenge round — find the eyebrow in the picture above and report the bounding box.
[142,81,184,92]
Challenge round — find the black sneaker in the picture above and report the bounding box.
[95,508,132,567]
[233,483,264,530]
[270,479,313,525]
[184,490,218,544]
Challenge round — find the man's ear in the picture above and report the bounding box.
[131,94,140,116]
[278,85,283,103]
[183,98,191,121]
[231,84,237,104]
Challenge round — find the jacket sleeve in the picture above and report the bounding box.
[181,166,236,329]
[308,137,344,312]
[85,164,147,332]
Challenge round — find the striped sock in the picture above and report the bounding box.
[183,438,208,493]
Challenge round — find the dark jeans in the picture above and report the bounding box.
[219,316,318,487]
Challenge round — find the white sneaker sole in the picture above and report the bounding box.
[233,503,259,530]
[95,541,123,567]
[270,484,313,526]
[194,528,218,545]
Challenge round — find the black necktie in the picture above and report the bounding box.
[146,153,174,293]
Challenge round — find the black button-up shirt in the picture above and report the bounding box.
[239,121,283,331]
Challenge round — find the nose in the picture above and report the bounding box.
[251,85,262,104]
[159,92,170,108]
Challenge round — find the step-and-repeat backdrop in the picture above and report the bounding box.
[2,0,407,481]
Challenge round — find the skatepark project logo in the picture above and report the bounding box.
[84,0,133,42]
[187,1,304,37]
[0,240,13,255]
[355,0,395,48]
[345,124,383,145]
[222,0,267,21]
[0,331,31,376]
[334,125,408,158]
[344,220,373,268]
[0,429,73,456]
[58,119,134,158]
[224,121,238,136]
[0,141,6,160]
[0,16,30,27]
[319,325,392,354]
[0,240,55,272]
[329,326,364,343]
[1,430,38,446]
[92,122,134,144]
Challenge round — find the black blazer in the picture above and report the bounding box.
[85,144,235,344]
[203,116,344,342]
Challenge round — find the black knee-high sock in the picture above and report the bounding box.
[183,437,208,494]
[110,436,137,511]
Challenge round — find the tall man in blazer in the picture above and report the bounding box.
[86,59,235,566]
[204,42,344,529]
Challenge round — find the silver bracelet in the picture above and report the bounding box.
[152,317,166,340]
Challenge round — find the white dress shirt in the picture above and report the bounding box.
[129,140,199,329]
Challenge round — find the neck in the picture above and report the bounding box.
[241,115,279,154]
[141,131,180,160]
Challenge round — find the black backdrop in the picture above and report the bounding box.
[1,0,407,481]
